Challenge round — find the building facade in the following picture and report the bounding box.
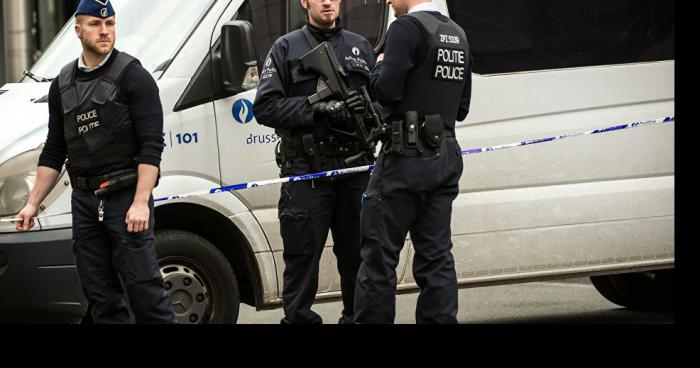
[1,0,79,85]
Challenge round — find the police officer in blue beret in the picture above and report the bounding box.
[353,0,473,324]
[254,0,380,324]
[16,0,176,323]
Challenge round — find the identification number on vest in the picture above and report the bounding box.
[75,108,102,135]
[440,34,461,45]
[434,48,466,82]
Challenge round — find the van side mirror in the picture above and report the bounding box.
[221,20,259,93]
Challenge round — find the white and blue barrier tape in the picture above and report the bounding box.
[154,115,674,202]
[0,115,674,223]
[461,116,674,156]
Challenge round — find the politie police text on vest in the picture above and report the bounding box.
[76,109,101,135]
[434,47,466,82]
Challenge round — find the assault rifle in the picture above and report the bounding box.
[300,42,382,153]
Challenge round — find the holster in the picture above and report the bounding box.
[70,168,138,197]
[421,114,445,149]
[405,111,419,149]
[302,133,322,173]
[383,112,450,154]
[390,120,404,155]
[275,140,284,169]
[94,170,138,197]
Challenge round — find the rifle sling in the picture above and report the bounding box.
[302,25,320,49]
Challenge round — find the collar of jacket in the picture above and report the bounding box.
[306,21,343,42]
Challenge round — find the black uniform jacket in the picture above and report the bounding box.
[254,23,378,176]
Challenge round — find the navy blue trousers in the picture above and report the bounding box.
[278,172,370,324]
[71,188,175,324]
[354,137,464,324]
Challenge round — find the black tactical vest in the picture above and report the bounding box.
[59,52,139,172]
[387,12,470,129]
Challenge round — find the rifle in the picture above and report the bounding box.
[299,42,378,152]
[361,85,389,146]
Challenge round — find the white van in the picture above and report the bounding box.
[0,0,674,323]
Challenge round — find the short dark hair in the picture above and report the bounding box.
[299,1,309,16]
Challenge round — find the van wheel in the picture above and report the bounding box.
[591,269,674,311]
[156,230,240,324]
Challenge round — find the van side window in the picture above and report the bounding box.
[288,0,387,47]
[236,0,286,65]
[447,0,674,74]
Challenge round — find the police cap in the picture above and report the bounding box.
[75,0,115,19]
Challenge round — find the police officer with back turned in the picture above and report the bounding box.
[254,0,379,324]
[15,0,175,324]
[354,0,473,324]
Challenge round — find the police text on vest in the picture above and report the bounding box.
[437,49,465,64]
[76,109,101,135]
[434,48,466,82]
[77,109,98,123]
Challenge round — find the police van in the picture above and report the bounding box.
[0,0,674,323]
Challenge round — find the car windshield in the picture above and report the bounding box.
[25,0,214,81]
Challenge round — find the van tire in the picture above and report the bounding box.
[590,269,674,312]
[589,275,628,307]
[156,230,240,324]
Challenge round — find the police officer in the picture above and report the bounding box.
[353,0,472,324]
[16,0,175,324]
[254,0,379,324]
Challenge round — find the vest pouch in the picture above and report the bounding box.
[421,114,445,149]
[82,81,119,154]
[91,80,118,105]
[73,107,115,154]
[60,88,80,114]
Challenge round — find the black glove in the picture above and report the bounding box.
[344,90,367,116]
[313,100,350,124]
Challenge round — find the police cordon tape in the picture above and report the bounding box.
[1,212,72,224]
[0,115,674,224]
[153,115,675,203]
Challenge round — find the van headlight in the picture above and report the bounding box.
[0,149,41,217]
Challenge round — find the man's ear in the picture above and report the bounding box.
[74,16,82,39]
[300,0,308,11]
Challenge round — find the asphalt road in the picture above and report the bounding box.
[0,278,673,324]
[237,278,674,324]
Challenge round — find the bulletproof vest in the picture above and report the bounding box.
[59,52,139,173]
[386,12,470,129]
[279,26,371,164]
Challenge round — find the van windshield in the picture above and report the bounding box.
[25,0,213,81]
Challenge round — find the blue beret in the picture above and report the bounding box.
[75,0,115,19]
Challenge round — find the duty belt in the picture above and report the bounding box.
[69,169,136,192]
[282,137,366,159]
[378,112,455,155]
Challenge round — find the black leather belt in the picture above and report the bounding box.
[70,169,136,191]
[283,138,365,158]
